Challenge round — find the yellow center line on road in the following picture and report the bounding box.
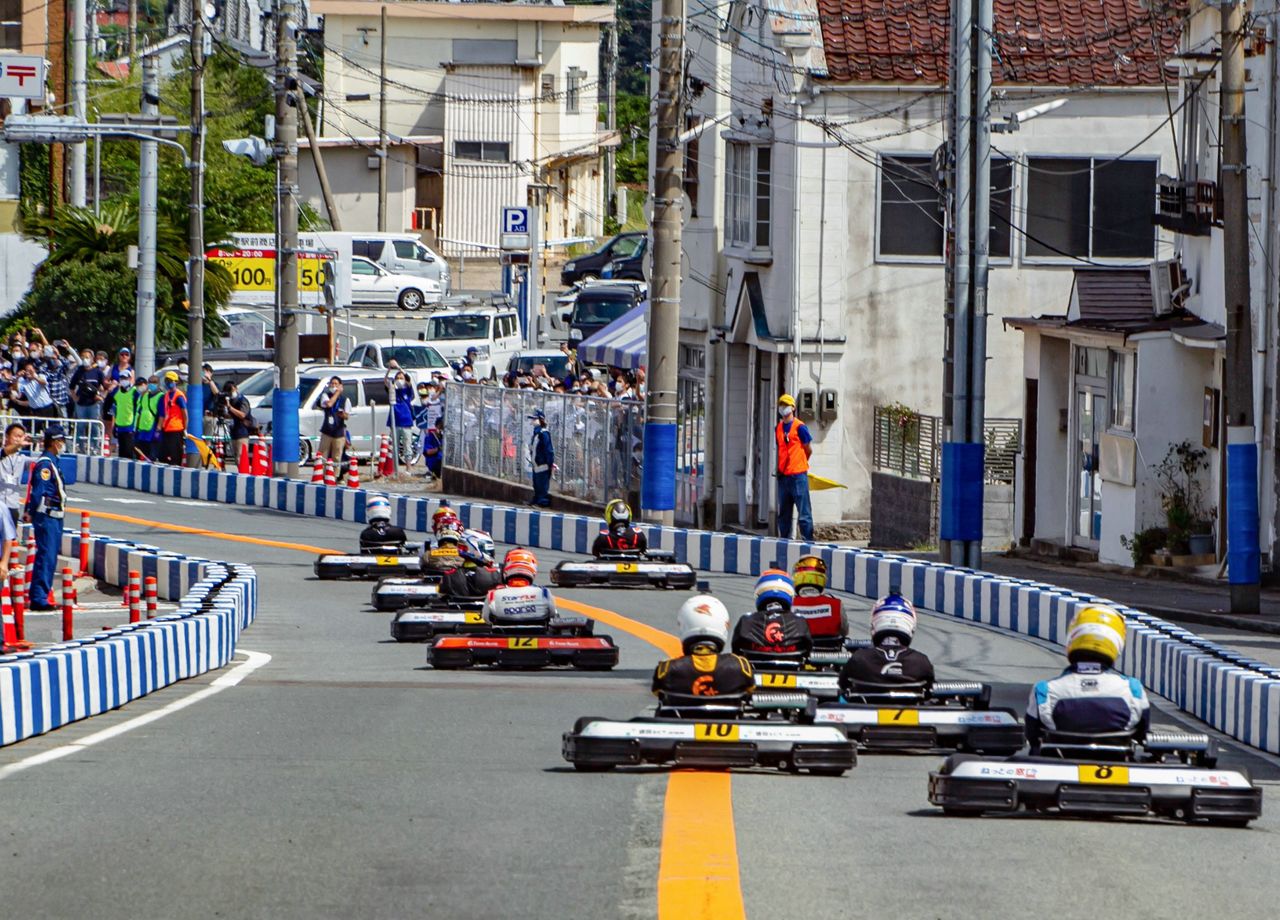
[88,506,747,916]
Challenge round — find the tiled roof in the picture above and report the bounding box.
[816,0,1185,85]
[1073,268,1154,327]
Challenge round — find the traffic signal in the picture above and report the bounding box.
[221,136,272,167]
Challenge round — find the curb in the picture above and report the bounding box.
[77,456,1280,755]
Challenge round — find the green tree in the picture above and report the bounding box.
[15,256,140,351]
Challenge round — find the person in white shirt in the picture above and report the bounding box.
[0,421,31,525]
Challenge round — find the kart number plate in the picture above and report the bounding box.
[876,709,921,725]
[614,563,638,573]
[375,556,399,566]
[759,673,797,688]
[507,636,539,648]
[1077,764,1129,784]
[693,723,741,742]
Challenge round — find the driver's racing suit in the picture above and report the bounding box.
[652,650,755,698]
[437,563,503,601]
[483,583,557,626]
[730,606,813,657]
[792,593,848,642]
[359,520,408,553]
[1025,661,1150,748]
[840,640,935,693]
[592,525,648,557]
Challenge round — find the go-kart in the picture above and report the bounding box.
[928,729,1263,825]
[390,600,486,643]
[801,679,1023,754]
[740,640,865,701]
[314,544,423,580]
[372,575,442,611]
[550,551,696,589]
[562,691,856,774]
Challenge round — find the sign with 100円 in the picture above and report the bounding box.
[206,247,325,292]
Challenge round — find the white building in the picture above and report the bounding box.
[679,0,1181,534]
[309,0,616,254]
[1011,0,1280,568]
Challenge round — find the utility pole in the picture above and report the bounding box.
[135,53,159,381]
[299,93,342,230]
[939,0,989,569]
[70,0,87,207]
[604,22,618,220]
[1221,0,1260,612]
[377,3,388,232]
[186,13,207,466]
[128,0,138,61]
[48,0,66,216]
[641,0,684,526]
[274,0,301,477]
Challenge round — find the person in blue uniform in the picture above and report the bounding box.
[24,424,67,611]
[527,409,554,507]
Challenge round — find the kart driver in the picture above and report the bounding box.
[435,536,503,601]
[652,595,754,699]
[421,525,465,575]
[730,570,813,658]
[1025,604,1149,750]
[483,548,558,626]
[790,555,848,643]
[840,593,935,692]
[591,499,648,557]
[359,495,407,553]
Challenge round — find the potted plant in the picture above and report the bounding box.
[1154,441,1213,560]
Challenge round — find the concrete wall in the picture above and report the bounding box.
[1033,334,1071,544]
[0,233,46,316]
[299,145,417,234]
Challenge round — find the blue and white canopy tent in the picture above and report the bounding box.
[576,303,647,370]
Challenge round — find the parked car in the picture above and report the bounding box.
[569,281,646,343]
[560,232,646,285]
[155,360,273,391]
[503,349,576,386]
[311,231,451,294]
[348,339,450,385]
[422,306,522,379]
[257,366,397,463]
[350,256,442,311]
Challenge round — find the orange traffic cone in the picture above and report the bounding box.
[324,459,337,487]
[238,441,250,473]
[377,434,393,478]
[311,456,325,484]
[347,456,360,489]
[0,583,27,651]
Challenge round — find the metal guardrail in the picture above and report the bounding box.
[0,413,107,455]
[442,383,643,504]
[872,406,1019,485]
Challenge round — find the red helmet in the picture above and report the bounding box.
[432,507,460,534]
[503,548,538,583]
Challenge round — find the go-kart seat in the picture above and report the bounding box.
[656,691,749,719]
[1032,729,1139,762]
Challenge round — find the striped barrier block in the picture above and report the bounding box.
[0,522,258,748]
[76,456,1280,754]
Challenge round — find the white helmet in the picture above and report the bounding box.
[677,595,730,653]
[366,494,391,524]
[870,594,917,646]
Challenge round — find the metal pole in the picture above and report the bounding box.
[377,3,388,232]
[299,91,342,230]
[274,0,301,477]
[1221,0,1260,612]
[965,0,992,570]
[128,0,137,61]
[70,0,87,207]
[641,0,684,526]
[135,54,159,381]
[604,22,618,221]
[186,14,207,466]
[93,133,100,216]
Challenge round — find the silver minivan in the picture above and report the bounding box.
[354,235,451,294]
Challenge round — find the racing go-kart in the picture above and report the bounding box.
[562,691,856,774]
[315,528,494,581]
[927,729,1263,825]
[550,550,697,590]
[741,641,862,701]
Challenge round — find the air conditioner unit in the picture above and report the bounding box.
[1150,259,1189,317]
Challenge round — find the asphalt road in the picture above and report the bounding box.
[0,483,1277,919]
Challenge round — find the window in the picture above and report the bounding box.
[566,68,584,114]
[1025,157,1157,259]
[362,380,390,406]
[540,73,556,101]
[878,154,1013,259]
[453,141,510,163]
[611,236,642,259]
[1076,346,1107,379]
[725,142,771,251]
[352,259,378,275]
[1109,350,1135,431]
[684,115,701,218]
[352,240,384,259]
[451,39,517,64]
[0,0,20,50]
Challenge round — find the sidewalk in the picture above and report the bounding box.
[978,553,1280,636]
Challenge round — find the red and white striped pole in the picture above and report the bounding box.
[61,567,74,641]
[9,565,25,641]
[144,576,158,619]
[78,511,91,576]
[1,584,16,650]
[127,570,141,624]
[22,535,34,610]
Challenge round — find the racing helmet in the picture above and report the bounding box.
[432,506,460,534]
[677,595,731,653]
[503,548,538,584]
[366,494,391,524]
[754,569,795,610]
[459,533,492,566]
[435,526,462,547]
[1066,605,1126,667]
[605,499,632,535]
[792,555,827,595]
[870,594,917,646]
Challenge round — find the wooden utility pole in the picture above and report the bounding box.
[186,13,206,465]
[377,4,388,231]
[299,95,342,230]
[274,0,301,477]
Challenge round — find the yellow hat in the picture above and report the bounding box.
[778,394,796,408]
[1066,605,1126,666]
[163,370,179,382]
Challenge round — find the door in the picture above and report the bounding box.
[752,352,776,528]
[1072,385,1107,546]
[351,258,394,304]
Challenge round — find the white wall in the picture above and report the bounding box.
[299,145,416,233]
[1033,335,1071,543]
[0,234,46,316]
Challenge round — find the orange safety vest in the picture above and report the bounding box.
[161,389,187,432]
[775,419,809,476]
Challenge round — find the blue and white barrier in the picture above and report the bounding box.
[77,456,1280,754]
[0,523,258,747]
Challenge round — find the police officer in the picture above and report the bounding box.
[527,409,554,507]
[730,570,813,659]
[591,499,648,556]
[24,424,67,611]
[840,593,935,694]
[653,595,754,699]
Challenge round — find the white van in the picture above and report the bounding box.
[309,232,451,294]
[422,308,522,380]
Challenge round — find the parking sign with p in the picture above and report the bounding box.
[501,206,531,251]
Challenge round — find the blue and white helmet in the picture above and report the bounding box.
[871,594,917,646]
[366,494,391,524]
[754,569,795,609]
[459,532,493,566]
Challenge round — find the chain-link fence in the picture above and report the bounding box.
[443,383,644,504]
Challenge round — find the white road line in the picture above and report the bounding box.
[165,499,212,507]
[0,649,271,780]
[93,497,155,505]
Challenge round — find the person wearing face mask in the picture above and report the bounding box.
[23,425,68,610]
[158,371,188,465]
[106,371,138,461]
[133,376,163,460]
[69,348,107,454]
[28,330,71,418]
[222,380,255,465]
[775,393,814,541]
[385,363,414,464]
[318,377,350,464]
[12,360,55,422]
[0,422,31,525]
[526,408,554,507]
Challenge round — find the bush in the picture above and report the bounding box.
[1120,526,1168,567]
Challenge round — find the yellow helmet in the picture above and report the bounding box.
[777,394,796,408]
[792,555,827,592]
[604,499,632,526]
[1066,605,1126,666]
